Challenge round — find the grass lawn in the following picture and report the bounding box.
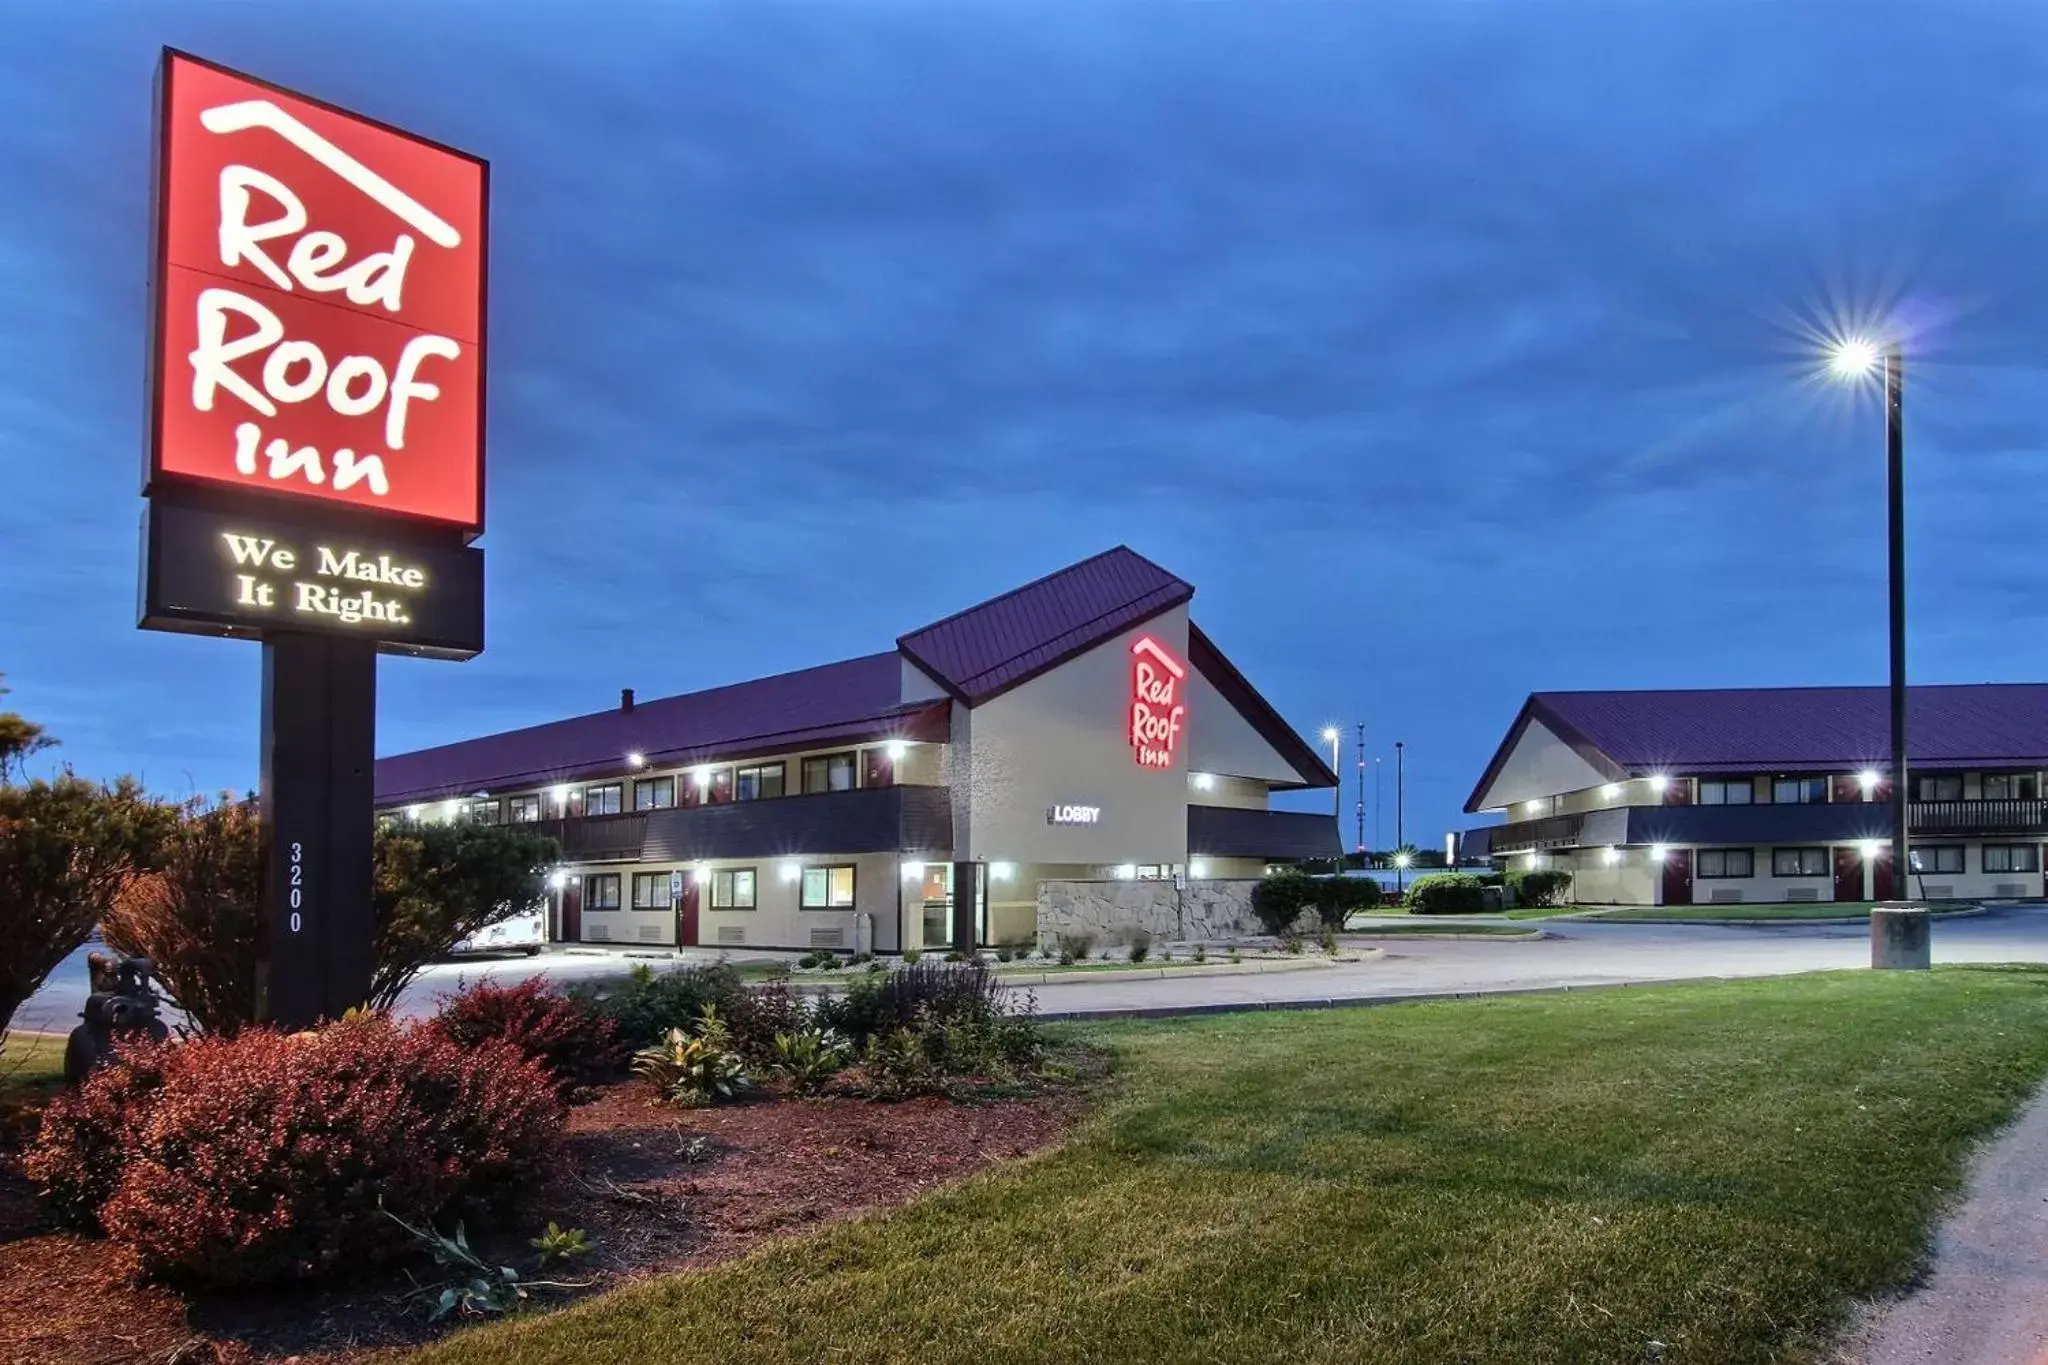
[414,967,2048,1365]
[1594,901,1911,923]
[1345,921,1538,937]
[0,1031,66,1129]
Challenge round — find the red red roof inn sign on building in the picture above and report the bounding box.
[137,49,490,1027]
[1130,636,1187,769]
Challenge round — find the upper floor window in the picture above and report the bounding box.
[633,776,675,811]
[585,873,621,910]
[470,799,501,824]
[800,864,856,908]
[1770,777,1827,805]
[1985,774,2039,800]
[710,868,757,909]
[802,752,858,794]
[1911,845,1965,874]
[1698,779,1752,806]
[584,783,623,816]
[736,762,786,801]
[1771,848,1828,878]
[506,794,543,823]
[1984,844,2040,874]
[630,871,671,909]
[1916,775,1964,802]
[1697,848,1754,879]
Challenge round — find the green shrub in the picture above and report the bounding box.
[1280,931,1305,954]
[574,962,748,1050]
[818,960,1010,1045]
[1193,944,1208,963]
[902,949,922,964]
[771,1027,850,1096]
[1126,928,1153,963]
[630,1006,751,1106]
[1251,870,1317,936]
[1313,875,1382,929]
[1407,872,1489,915]
[1507,868,1573,907]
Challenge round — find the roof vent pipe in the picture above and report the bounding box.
[621,688,635,713]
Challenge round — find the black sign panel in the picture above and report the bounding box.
[140,501,483,659]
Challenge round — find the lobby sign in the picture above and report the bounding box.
[1047,804,1102,826]
[147,49,487,532]
[141,502,483,659]
[1129,636,1187,770]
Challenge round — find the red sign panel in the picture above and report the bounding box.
[148,50,487,531]
[1129,636,1187,770]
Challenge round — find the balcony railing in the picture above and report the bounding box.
[1909,799,2048,835]
[530,812,649,861]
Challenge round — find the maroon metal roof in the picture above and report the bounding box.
[374,652,946,805]
[1463,684,2048,812]
[896,546,1193,704]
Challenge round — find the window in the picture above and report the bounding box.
[801,753,858,794]
[1984,774,2039,800]
[1770,777,1827,805]
[631,871,672,908]
[1911,845,1965,874]
[1772,848,1828,878]
[863,748,895,788]
[711,868,757,909]
[800,864,856,909]
[633,776,675,811]
[470,799,501,824]
[1699,780,1753,806]
[735,763,785,801]
[583,783,623,816]
[1916,775,1964,802]
[1697,849,1754,879]
[506,794,542,823]
[1983,844,2040,874]
[585,873,621,910]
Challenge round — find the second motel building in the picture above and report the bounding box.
[374,548,1339,952]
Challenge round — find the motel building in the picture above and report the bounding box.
[373,547,1339,953]
[1461,685,2048,906]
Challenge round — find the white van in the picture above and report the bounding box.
[450,905,546,956]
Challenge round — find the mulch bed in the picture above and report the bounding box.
[0,1076,1088,1365]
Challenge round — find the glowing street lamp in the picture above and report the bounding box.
[1322,727,1343,828]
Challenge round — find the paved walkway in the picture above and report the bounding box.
[19,905,2048,1034]
[1849,1083,2048,1365]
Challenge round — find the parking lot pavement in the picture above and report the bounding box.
[14,906,2048,1034]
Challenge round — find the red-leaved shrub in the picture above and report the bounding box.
[25,1013,562,1286]
[429,977,624,1096]
[21,1040,172,1230]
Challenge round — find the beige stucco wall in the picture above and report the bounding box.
[1188,772,1269,812]
[956,605,1191,869]
[1474,718,1612,812]
[566,851,902,952]
[1184,667,1302,785]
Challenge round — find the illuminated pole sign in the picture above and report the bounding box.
[1129,636,1187,770]
[136,49,490,1029]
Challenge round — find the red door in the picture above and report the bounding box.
[676,878,700,947]
[864,749,895,787]
[559,880,582,943]
[1661,849,1693,906]
[1871,848,1896,902]
[1832,847,1863,903]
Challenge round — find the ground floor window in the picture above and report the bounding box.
[711,867,756,909]
[1983,844,2040,874]
[801,864,856,908]
[631,871,671,908]
[1910,845,1965,874]
[1697,848,1753,879]
[586,873,621,910]
[1771,848,1827,878]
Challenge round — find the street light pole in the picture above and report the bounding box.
[1355,722,1366,855]
[1395,740,1406,893]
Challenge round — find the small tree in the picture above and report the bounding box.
[1250,868,1318,936]
[0,775,175,1043]
[102,796,265,1036]
[0,674,55,782]
[370,819,559,1011]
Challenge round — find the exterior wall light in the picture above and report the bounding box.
[780,862,801,883]
[693,866,711,884]
[1190,859,1209,878]
[547,870,568,890]
[902,860,923,880]
[693,766,712,788]
[1601,783,1621,800]
[1191,772,1215,792]
[1649,775,1670,794]
[886,740,909,761]
[1649,844,1668,862]
[990,861,1015,880]
[1861,839,1884,859]
[1602,846,1620,866]
[406,804,423,820]
[627,752,646,768]
[1114,864,1137,880]
[551,785,569,809]
[1858,769,1880,792]
[1526,852,1543,868]
[1524,799,1545,814]
[442,799,463,819]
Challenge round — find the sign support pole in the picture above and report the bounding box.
[259,632,377,1027]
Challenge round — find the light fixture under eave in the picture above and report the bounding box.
[780,862,801,884]
[1600,783,1621,800]
[551,785,570,808]
[693,765,712,788]
[1861,839,1884,859]
[1114,864,1137,881]
[547,870,568,890]
[1649,844,1668,862]
[989,861,1015,881]
[1602,846,1620,866]
[1190,859,1210,879]
[886,739,908,761]
[902,860,924,880]
[406,804,423,820]
[1191,772,1216,792]
[1858,769,1881,791]
[1648,775,1670,794]
[1524,799,1545,814]
[627,751,646,769]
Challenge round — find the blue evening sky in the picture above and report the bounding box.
[4,0,2046,844]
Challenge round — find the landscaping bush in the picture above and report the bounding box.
[102,795,263,1035]
[1055,932,1094,964]
[1507,868,1573,908]
[770,1026,850,1096]
[1126,927,1153,963]
[722,979,804,1068]
[817,959,1007,1045]
[25,1014,561,1286]
[631,1006,751,1106]
[574,961,749,1050]
[1313,875,1383,929]
[1251,869,1318,936]
[429,977,624,1097]
[1406,872,1489,915]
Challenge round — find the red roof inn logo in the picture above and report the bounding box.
[1129,636,1187,770]
[148,51,487,531]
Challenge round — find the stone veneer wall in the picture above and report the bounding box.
[1035,878,1261,944]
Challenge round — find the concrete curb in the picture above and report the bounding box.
[990,952,1384,986]
[1038,976,1691,1022]
[1343,929,1547,942]
[1584,906,1989,929]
